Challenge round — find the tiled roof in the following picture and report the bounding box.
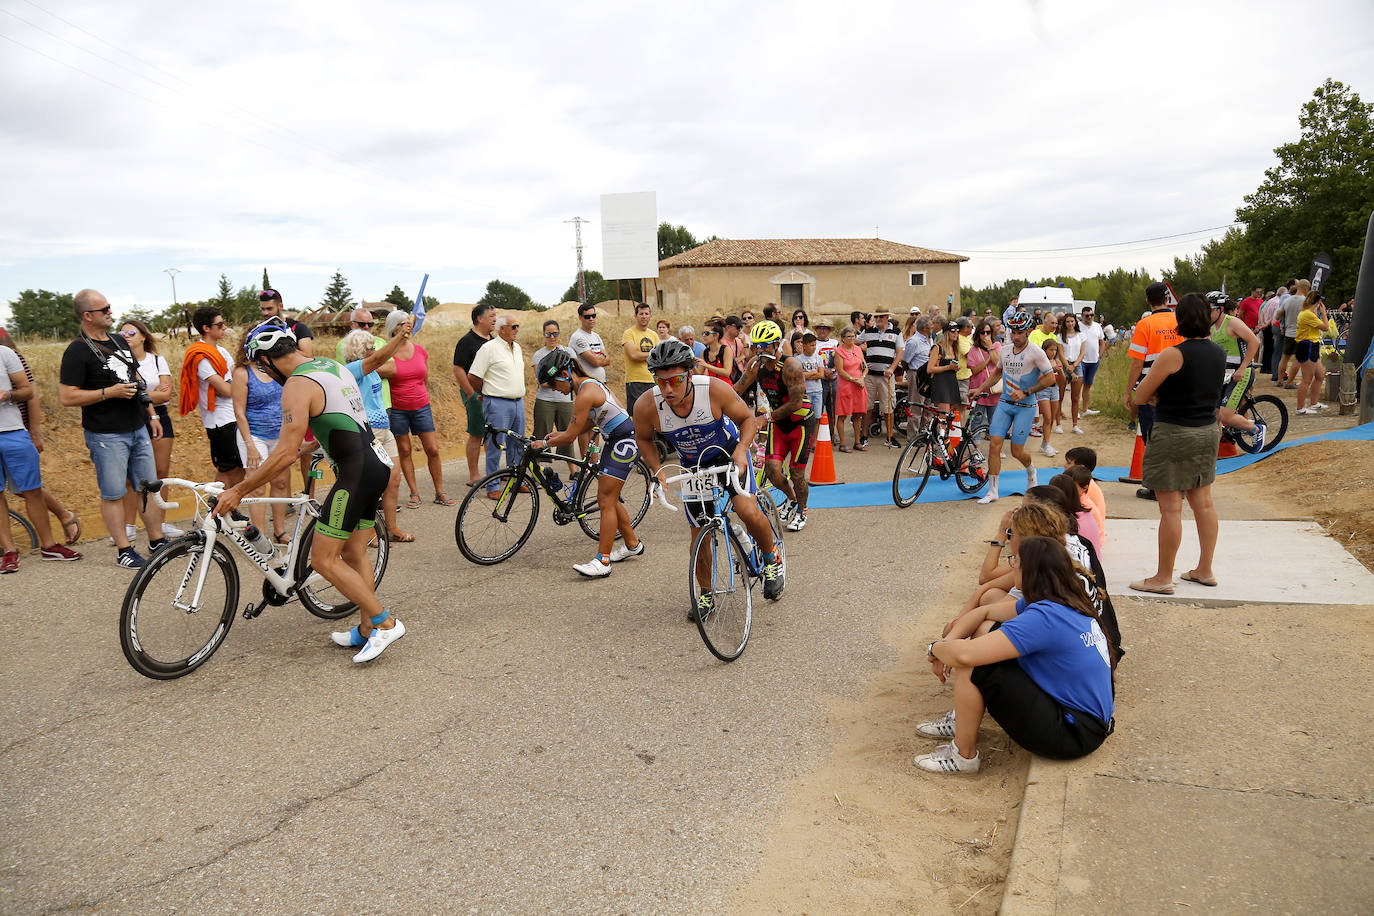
[659,238,968,269]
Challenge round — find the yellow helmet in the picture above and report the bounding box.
[748,319,783,346]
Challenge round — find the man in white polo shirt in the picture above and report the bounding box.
[469,314,527,499]
[1078,305,1105,415]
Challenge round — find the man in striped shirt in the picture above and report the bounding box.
[858,309,902,447]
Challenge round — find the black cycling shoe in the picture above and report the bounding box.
[762,557,784,600]
[690,591,714,622]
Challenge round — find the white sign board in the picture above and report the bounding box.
[600,191,658,280]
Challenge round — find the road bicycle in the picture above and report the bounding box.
[1220,390,1287,454]
[654,460,786,662]
[454,427,653,565]
[892,404,991,507]
[5,508,38,554]
[118,456,389,680]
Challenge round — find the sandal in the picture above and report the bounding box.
[61,512,82,545]
[433,492,456,507]
[1128,579,1175,595]
[1179,571,1218,587]
[855,442,868,452]
[405,493,422,510]
[838,445,852,453]
[273,530,289,545]
[388,529,416,543]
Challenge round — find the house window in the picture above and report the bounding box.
[909,271,926,287]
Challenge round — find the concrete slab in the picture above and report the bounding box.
[1100,518,1374,605]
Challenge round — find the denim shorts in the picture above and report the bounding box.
[1080,361,1100,385]
[84,427,159,501]
[0,428,42,493]
[389,404,436,435]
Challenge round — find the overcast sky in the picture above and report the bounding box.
[2,0,1372,323]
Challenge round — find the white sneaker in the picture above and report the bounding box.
[161,522,186,538]
[573,557,612,578]
[977,487,999,505]
[609,541,645,562]
[1072,426,1085,435]
[1314,402,1328,411]
[353,618,405,663]
[1084,408,1101,416]
[1040,443,1056,457]
[914,741,981,774]
[786,511,807,531]
[1054,424,1064,434]
[1026,465,1038,488]
[1296,407,1313,415]
[916,710,956,738]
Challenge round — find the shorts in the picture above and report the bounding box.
[0,428,42,493]
[625,381,656,412]
[1294,340,1320,364]
[206,422,244,472]
[957,376,970,406]
[1282,336,1297,356]
[389,404,436,436]
[461,390,486,438]
[971,657,1110,760]
[317,447,391,540]
[989,399,1036,444]
[1081,361,1100,385]
[371,426,400,459]
[236,431,279,468]
[84,427,158,501]
[1220,366,1254,412]
[1142,421,1221,492]
[150,405,174,440]
[683,457,758,528]
[765,419,815,471]
[863,373,892,413]
[533,398,576,460]
[1036,382,1060,402]
[598,422,640,482]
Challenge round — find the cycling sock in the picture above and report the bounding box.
[597,552,611,564]
[370,609,390,627]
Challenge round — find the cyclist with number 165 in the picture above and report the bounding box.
[632,341,785,618]
[531,349,645,578]
[212,316,410,663]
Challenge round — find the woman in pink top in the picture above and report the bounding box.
[384,311,453,506]
[965,319,1002,430]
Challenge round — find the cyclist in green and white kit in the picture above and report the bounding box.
[1207,292,1265,446]
[212,316,410,663]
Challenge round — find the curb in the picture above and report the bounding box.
[999,758,1072,915]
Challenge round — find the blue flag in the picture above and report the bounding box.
[411,273,429,336]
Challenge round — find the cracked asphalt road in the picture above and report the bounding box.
[0,454,959,914]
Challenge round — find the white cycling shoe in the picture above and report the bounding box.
[574,557,612,578]
[353,619,406,663]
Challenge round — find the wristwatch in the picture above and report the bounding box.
[927,641,939,660]
[988,540,1004,547]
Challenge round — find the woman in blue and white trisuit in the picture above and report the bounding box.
[532,349,643,579]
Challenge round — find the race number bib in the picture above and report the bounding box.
[371,440,394,468]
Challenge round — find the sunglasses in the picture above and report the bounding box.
[654,371,689,388]
[354,321,375,328]
[544,331,559,337]
[581,313,597,319]
[86,306,112,315]
[119,328,138,337]
[258,291,280,302]
[210,321,227,328]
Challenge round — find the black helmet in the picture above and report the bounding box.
[537,348,575,383]
[646,340,696,372]
[1205,290,1231,308]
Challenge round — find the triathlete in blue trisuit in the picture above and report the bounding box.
[212,315,411,663]
[532,349,645,579]
[631,340,784,617]
[969,309,1057,505]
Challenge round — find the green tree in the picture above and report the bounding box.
[422,295,440,312]
[262,267,272,291]
[478,279,537,311]
[560,270,641,305]
[8,289,78,339]
[1235,78,1374,301]
[382,285,413,310]
[658,222,700,260]
[213,274,234,312]
[321,270,354,311]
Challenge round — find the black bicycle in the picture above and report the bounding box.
[454,428,653,565]
[1221,391,1287,454]
[892,404,991,507]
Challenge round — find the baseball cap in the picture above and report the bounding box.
[909,306,921,314]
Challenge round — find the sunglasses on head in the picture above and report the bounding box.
[258,291,280,302]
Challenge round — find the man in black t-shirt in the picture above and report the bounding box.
[451,303,498,484]
[58,289,167,568]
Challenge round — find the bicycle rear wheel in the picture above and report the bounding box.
[689,522,753,662]
[955,423,992,494]
[892,435,933,507]
[120,536,239,679]
[7,509,39,554]
[576,458,652,541]
[296,510,391,620]
[455,470,540,565]
[1242,394,1287,453]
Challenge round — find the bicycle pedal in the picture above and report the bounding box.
[242,602,264,620]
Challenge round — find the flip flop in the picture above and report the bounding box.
[1129,579,1175,595]
[388,530,416,543]
[61,513,82,545]
[433,493,456,507]
[405,494,422,510]
[1180,572,1218,587]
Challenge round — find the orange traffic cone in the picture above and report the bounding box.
[809,411,841,485]
[1217,435,1239,459]
[948,409,963,452]
[1119,427,1145,484]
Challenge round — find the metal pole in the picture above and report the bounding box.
[1345,210,1374,423]
[163,267,180,304]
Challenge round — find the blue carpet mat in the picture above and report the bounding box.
[804,421,1374,509]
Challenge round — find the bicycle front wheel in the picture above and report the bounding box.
[455,470,540,565]
[955,423,992,494]
[689,522,753,662]
[1243,394,1287,453]
[120,536,239,680]
[576,458,652,541]
[7,510,39,554]
[892,435,933,507]
[296,510,391,620]
[755,489,785,571]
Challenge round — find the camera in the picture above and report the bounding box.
[133,375,152,409]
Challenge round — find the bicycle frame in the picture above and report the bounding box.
[662,462,765,576]
[486,426,606,522]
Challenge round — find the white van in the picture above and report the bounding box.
[1017,287,1076,315]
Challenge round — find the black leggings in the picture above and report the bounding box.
[971,659,1111,760]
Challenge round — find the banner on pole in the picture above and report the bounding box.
[600,191,658,281]
[1310,252,1332,292]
